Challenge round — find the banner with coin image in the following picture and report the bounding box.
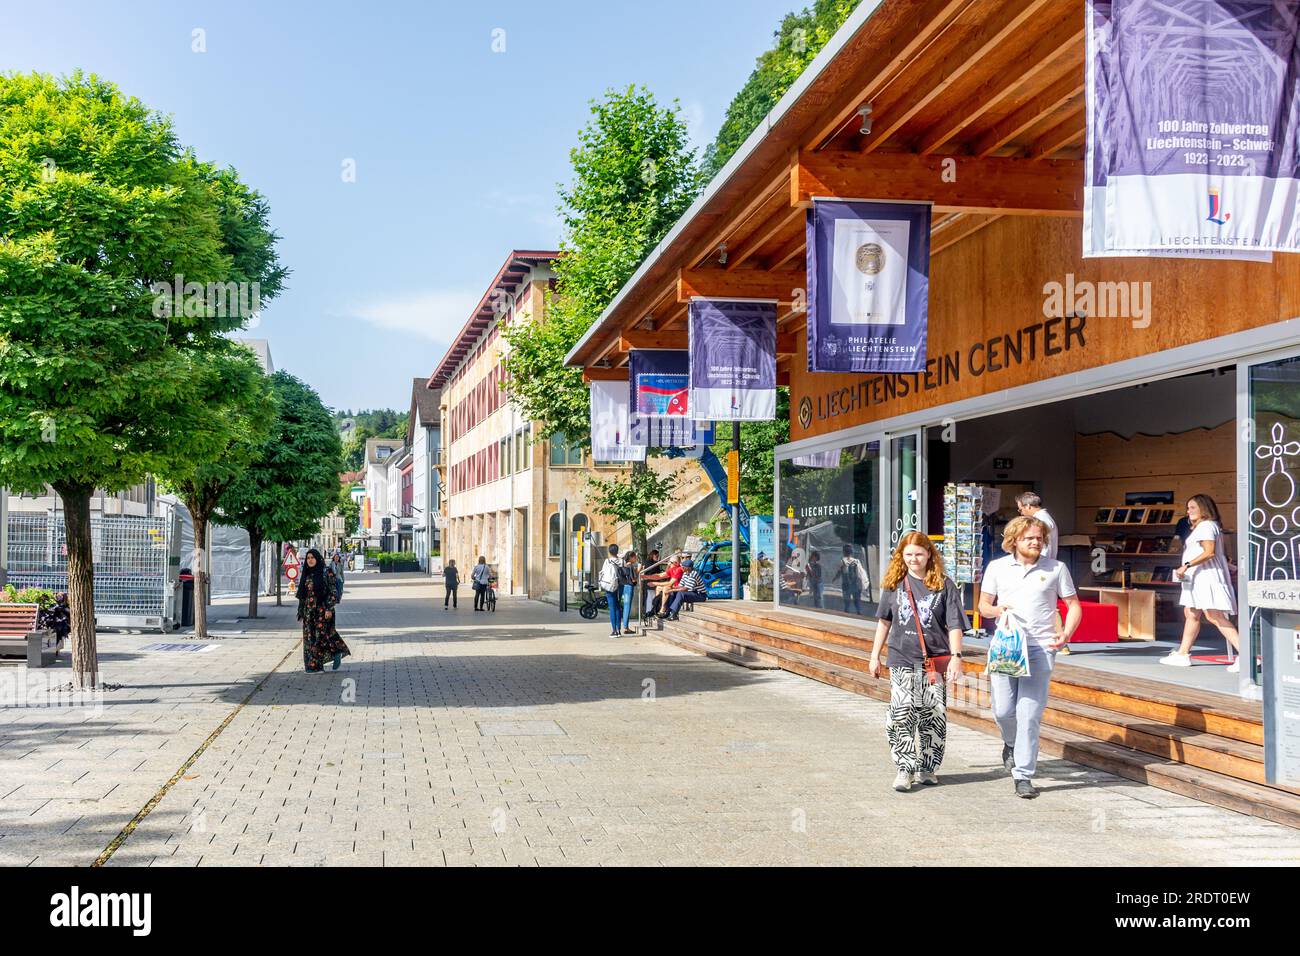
[806,199,931,374]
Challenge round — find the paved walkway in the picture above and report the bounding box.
[4,574,1299,866]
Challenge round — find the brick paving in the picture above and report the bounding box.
[4,574,1299,866]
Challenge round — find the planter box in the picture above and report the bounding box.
[379,560,421,573]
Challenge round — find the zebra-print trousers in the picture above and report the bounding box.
[886,666,948,774]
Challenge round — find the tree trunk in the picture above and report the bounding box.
[631,460,649,561]
[247,528,262,619]
[55,483,98,689]
[190,506,211,639]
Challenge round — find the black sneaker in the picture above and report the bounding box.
[1001,744,1015,774]
[1015,778,1037,799]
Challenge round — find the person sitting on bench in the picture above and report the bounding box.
[659,558,706,620]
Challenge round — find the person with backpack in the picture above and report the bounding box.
[831,544,868,615]
[868,533,965,792]
[598,543,623,637]
[618,552,640,635]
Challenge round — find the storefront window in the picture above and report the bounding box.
[1246,355,1300,682]
[777,440,881,622]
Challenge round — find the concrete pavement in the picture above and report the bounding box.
[4,573,1299,866]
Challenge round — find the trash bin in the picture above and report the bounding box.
[178,570,195,628]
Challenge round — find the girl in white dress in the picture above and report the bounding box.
[1159,495,1241,671]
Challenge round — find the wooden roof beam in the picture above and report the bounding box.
[620,329,798,354]
[1028,104,1086,159]
[677,267,806,305]
[970,70,1084,157]
[724,205,807,271]
[861,0,1055,153]
[807,0,974,149]
[915,14,1084,156]
[930,213,1002,255]
[794,150,1082,215]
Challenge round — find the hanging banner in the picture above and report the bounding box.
[589,380,646,463]
[806,199,930,374]
[627,413,715,449]
[1085,0,1298,257]
[629,349,690,419]
[687,298,777,421]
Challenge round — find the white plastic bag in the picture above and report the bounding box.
[986,610,1030,678]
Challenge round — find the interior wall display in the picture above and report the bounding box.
[941,483,985,585]
[688,298,777,421]
[1085,0,1298,258]
[806,199,931,373]
[589,380,647,463]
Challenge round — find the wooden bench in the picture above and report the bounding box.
[0,603,61,667]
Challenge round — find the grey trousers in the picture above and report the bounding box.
[989,642,1057,780]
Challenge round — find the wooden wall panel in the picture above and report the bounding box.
[1072,423,1237,535]
[789,216,1293,442]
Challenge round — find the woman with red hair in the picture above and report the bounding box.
[868,532,965,792]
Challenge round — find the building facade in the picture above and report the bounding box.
[431,251,700,599]
[408,378,442,572]
[362,437,404,549]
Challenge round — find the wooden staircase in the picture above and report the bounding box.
[657,601,1300,829]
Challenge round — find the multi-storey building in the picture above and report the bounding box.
[362,437,404,549]
[406,379,442,572]
[429,250,706,599]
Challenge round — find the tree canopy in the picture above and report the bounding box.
[701,0,861,183]
[500,86,701,444]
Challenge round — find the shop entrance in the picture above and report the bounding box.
[924,366,1241,694]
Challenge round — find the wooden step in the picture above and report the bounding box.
[657,625,779,670]
[653,616,1300,829]
[700,602,1264,745]
[687,612,876,672]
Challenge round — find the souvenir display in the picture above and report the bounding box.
[941,483,985,585]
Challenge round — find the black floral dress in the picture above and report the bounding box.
[300,570,350,672]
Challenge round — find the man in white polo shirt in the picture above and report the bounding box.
[1015,492,1058,560]
[979,515,1082,798]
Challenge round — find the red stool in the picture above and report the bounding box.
[1058,599,1119,643]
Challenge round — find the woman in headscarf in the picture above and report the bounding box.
[297,548,350,673]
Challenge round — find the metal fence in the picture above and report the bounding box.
[5,509,181,630]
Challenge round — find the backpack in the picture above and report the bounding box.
[598,558,620,592]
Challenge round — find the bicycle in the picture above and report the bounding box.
[578,585,608,620]
[486,575,498,612]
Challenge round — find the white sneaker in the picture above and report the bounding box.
[916,770,939,786]
[1226,660,1240,673]
[1159,652,1191,667]
[892,770,913,792]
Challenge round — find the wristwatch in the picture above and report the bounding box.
[952,652,964,659]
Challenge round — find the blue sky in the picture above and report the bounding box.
[3,0,802,412]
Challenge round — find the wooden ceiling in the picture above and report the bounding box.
[568,0,1087,379]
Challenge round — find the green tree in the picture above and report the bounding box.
[714,388,791,516]
[157,346,275,639]
[0,72,267,686]
[216,371,344,618]
[501,85,701,442]
[702,0,861,182]
[587,465,682,562]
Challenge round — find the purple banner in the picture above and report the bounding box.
[688,298,777,421]
[1085,0,1300,255]
[806,200,930,374]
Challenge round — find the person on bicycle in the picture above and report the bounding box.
[472,556,492,611]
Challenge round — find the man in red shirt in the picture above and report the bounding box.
[647,554,682,617]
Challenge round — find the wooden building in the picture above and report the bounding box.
[564,0,1300,825]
